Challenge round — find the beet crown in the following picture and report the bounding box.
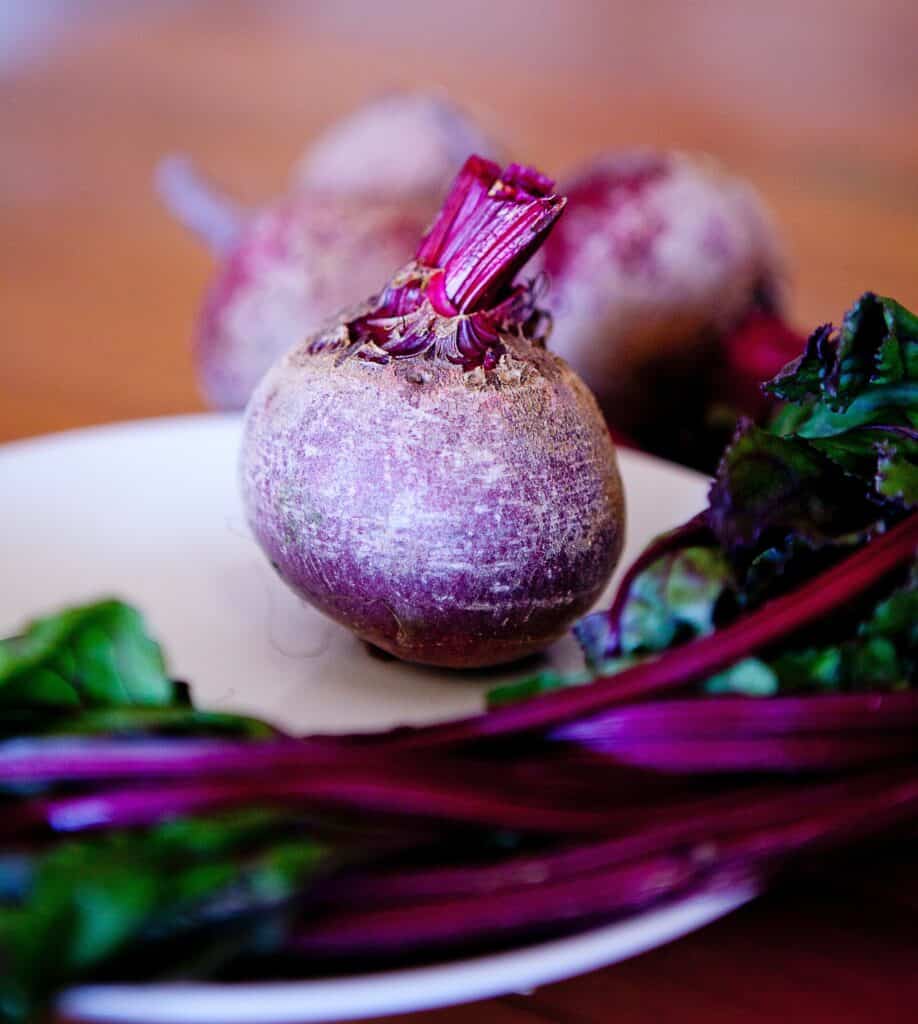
[308,155,566,372]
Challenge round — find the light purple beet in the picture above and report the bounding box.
[241,157,625,669]
[157,156,434,411]
[541,150,788,436]
[292,91,501,202]
[196,194,432,411]
[159,96,500,411]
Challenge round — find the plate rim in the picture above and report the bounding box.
[58,887,755,1023]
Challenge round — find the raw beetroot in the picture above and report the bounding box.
[241,156,626,668]
[292,91,500,202]
[541,151,797,465]
[160,94,499,411]
[158,157,431,410]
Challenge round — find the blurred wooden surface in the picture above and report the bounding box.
[3,1,917,1021]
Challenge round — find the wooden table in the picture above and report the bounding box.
[3,2,917,1021]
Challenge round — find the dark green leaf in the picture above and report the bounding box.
[617,547,732,655]
[487,669,594,709]
[704,568,916,697]
[858,567,918,653]
[769,646,845,692]
[704,658,779,696]
[764,323,833,404]
[0,706,277,741]
[786,383,918,438]
[830,291,891,404]
[766,293,918,414]
[876,445,918,509]
[0,601,179,711]
[765,294,918,499]
[803,427,918,480]
[0,812,325,1022]
[708,423,879,559]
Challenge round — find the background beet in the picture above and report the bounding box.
[292,91,500,202]
[541,150,790,464]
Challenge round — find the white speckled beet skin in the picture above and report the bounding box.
[241,330,625,669]
[196,195,433,410]
[542,151,786,434]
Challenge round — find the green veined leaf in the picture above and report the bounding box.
[618,547,732,655]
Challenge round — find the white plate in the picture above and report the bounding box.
[0,415,753,1023]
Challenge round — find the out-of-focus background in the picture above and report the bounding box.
[2,0,917,443]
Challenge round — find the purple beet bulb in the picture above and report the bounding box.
[158,94,500,411]
[158,156,431,410]
[241,156,626,668]
[292,91,501,202]
[541,151,792,457]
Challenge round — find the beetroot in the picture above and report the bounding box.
[159,95,499,411]
[541,151,795,464]
[241,156,625,668]
[292,91,500,202]
[158,157,431,410]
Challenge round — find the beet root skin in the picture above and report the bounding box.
[195,195,432,410]
[292,91,501,202]
[542,150,787,435]
[241,156,626,668]
[241,334,625,669]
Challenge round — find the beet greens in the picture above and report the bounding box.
[565,292,917,694]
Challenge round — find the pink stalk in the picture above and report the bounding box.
[289,770,918,957]
[415,156,565,314]
[340,155,568,373]
[155,154,247,254]
[570,733,916,773]
[319,772,907,907]
[5,766,629,837]
[554,692,918,743]
[0,737,333,784]
[291,851,705,957]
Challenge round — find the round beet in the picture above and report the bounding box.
[292,91,500,202]
[541,151,790,458]
[194,193,430,411]
[159,97,499,411]
[157,157,431,411]
[241,157,625,669]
